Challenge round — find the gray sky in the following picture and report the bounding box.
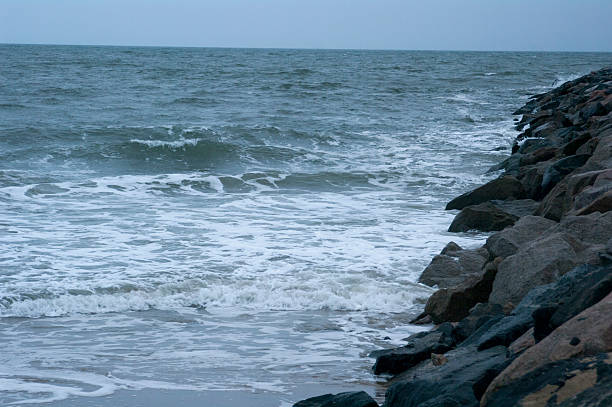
[2,0,611,51]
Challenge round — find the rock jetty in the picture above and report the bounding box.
[293,67,612,406]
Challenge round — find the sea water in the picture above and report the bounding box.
[1,45,610,405]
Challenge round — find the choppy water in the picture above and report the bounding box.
[1,45,610,405]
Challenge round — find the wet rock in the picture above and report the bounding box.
[482,292,612,404]
[383,345,511,407]
[445,176,525,211]
[448,202,518,233]
[293,391,378,407]
[424,263,498,323]
[371,323,455,375]
[418,242,488,289]
[487,154,522,174]
[484,215,556,259]
[453,302,505,343]
[482,353,612,407]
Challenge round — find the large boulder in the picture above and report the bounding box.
[452,302,505,343]
[477,263,612,350]
[382,345,511,407]
[371,323,455,375]
[484,215,557,259]
[447,202,518,233]
[489,199,540,218]
[531,263,612,341]
[423,261,498,323]
[482,291,612,404]
[575,189,612,215]
[582,128,612,171]
[474,285,552,351]
[294,391,378,407]
[482,353,612,407]
[445,176,525,211]
[488,233,579,307]
[418,242,488,289]
[541,154,591,196]
[550,211,612,247]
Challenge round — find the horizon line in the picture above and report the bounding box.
[2,41,612,54]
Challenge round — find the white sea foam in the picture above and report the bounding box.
[129,138,202,148]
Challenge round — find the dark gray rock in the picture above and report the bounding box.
[489,199,540,218]
[478,263,612,350]
[541,154,591,196]
[294,391,378,407]
[424,264,498,323]
[383,346,511,407]
[489,232,579,307]
[448,202,518,233]
[371,323,455,375]
[487,154,522,174]
[484,215,556,259]
[453,303,505,343]
[532,263,612,341]
[445,176,525,211]
[475,285,552,350]
[418,242,488,289]
[482,353,612,407]
[562,133,592,156]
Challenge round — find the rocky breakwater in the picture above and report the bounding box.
[293,67,612,407]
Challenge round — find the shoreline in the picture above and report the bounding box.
[295,67,612,406]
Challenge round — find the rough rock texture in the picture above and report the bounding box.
[482,292,612,404]
[445,175,525,210]
[447,202,518,232]
[423,261,498,323]
[488,232,579,306]
[418,242,488,288]
[382,346,511,407]
[293,391,378,407]
[453,303,505,343]
[484,215,556,259]
[371,323,455,375]
[482,353,612,407]
[532,263,612,341]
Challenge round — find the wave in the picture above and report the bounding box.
[0,276,432,318]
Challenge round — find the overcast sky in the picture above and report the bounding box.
[1,0,611,51]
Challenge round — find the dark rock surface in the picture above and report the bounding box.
[483,292,612,403]
[293,391,378,407]
[445,175,525,210]
[371,323,455,375]
[447,202,518,232]
[484,215,556,258]
[423,262,498,323]
[532,263,612,341]
[482,353,612,407]
[383,345,511,407]
[417,242,487,288]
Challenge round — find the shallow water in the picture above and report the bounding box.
[1,45,611,405]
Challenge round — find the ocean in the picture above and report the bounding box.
[1,45,610,406]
